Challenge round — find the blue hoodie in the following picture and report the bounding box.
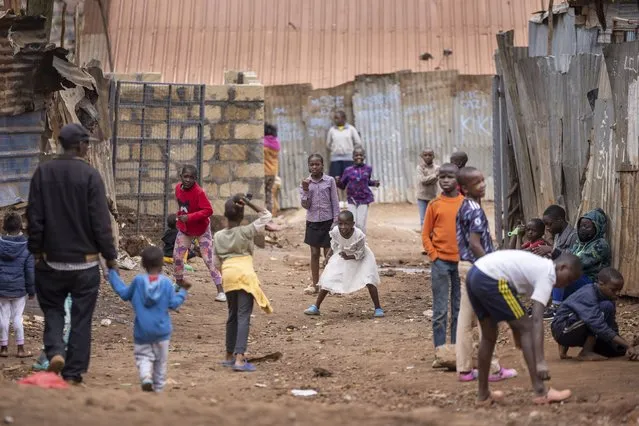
[0,235,35,298]
[108,270,187,344]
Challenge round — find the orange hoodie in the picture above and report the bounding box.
[422,193,464,262]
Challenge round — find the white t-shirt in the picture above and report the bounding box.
[474,250,556,305]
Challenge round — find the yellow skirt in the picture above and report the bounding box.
[222,256,273,314]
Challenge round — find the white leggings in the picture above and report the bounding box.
[347,204,369,233]
[0,297,26,346]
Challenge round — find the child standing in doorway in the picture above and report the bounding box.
[304,210,384,318]
[336,147,380,233]
[455,167,517,383]
[326,111,362,208]
[422,164,464,353]
[214,194,273,372]
[108,247,188,392]
[300,154,340,295]
[416,149,439,228]
[174,165,225,302]
[0,213,35,358]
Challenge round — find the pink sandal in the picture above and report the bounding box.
[488,367,518,382]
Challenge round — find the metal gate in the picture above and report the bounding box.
[112,82,206,236]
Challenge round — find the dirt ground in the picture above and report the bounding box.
[2,203,639,425]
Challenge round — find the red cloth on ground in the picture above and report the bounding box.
[18,372,70,389]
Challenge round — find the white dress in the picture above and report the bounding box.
[319,227,381,294]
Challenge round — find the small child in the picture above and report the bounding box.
[299,154,340,295]
[552,267,635,361]
[336,147,380,233]
[467,250,581,404]
[214,194,272,372]
[0,213,34,358]
[174,164,226,302]
[108,246,188,392]
[455,167,516,382]
[162,214,195,265]
[508,219,550,251]
[263,123,281,213]
[326,111,362,207]
[304,210,384,318]
[422,164,464,352]
[416,149,439,228]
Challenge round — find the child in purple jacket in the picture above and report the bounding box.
[336,147,380,233]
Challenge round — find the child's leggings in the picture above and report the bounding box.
[348,203,369,233]
[173,227,222,285]
[0,296,26,346]
[226,290,254,354]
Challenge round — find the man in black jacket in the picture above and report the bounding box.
[27,123,118,384]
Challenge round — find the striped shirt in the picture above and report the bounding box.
[456,198,494,263]
[299,174,340,223]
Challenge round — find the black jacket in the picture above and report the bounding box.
[27,155,117,263]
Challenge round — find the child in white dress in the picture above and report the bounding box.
[304,210,384,318]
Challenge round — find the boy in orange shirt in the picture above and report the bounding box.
[422,163,465,351]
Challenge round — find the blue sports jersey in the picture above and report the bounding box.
[456,198,494,263]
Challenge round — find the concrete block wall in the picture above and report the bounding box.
[114,82,265,233]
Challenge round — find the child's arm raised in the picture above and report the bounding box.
[299,179,312,210]
[108,269,136,301]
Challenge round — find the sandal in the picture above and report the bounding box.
[533,388,572,405]
[233,362,256,372]
[303,285,319,295]
[488,367,518,382]
[475,390,505,406]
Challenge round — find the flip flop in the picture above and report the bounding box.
[233,362,256,372]
[532,388,572,405]
[475,390,505,407]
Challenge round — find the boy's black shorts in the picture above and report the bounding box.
[466,266,526,323]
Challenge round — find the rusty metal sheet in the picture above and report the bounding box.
[352,73,405,203]
[0,111,44,207]
[100,0,540,88]
[264,84,312,209]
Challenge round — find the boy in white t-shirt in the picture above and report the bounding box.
[466,250,582,405]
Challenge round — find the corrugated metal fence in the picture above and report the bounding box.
[495,30,639,297]
[266,70,494,208]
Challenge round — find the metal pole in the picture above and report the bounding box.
[198,85,205,184]
[136,83,146,235]
[163,85,172,229]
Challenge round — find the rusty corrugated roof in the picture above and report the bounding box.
[92,0,541,87]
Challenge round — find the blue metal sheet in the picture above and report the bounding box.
[0,111,44,207]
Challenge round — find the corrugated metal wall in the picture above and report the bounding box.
[89,0,540,88]
[266,70,494,208]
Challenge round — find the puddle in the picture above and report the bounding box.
[378,267,428,275]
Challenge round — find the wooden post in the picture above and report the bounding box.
[547,0,554,56]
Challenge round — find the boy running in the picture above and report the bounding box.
[467,250,581,404]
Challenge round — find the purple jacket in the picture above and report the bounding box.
[338,164,376,205]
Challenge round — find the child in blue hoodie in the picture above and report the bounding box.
[0,213,35,358]
[108,246,188,392]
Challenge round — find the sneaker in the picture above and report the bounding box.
[215,292,227,303]
[141,377,154,392]
[488,367,518,382]
[374,308,385,318]
[48,355,65,374]
[304,305,320,316]
[543,305,558,321]
[458,369,478,382]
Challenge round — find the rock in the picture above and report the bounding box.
[4,416,13,424]
[423,310,433,319]
[100,319,112,327]
[433,344,457,371]
[529,411,541,419]
[313,367,332,377]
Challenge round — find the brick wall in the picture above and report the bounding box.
[114,82,265,236]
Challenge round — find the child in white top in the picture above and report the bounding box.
[466,250,581,405]
[304,210,383,318]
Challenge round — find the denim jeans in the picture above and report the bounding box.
[431,259,461,348]
[418,199,430,228]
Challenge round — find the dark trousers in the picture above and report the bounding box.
[225,290,254,354]
[552,300,626,358]
[35,263,100,379]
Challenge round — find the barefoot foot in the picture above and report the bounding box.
[475,390,505,407]
[576,351,608,361]
[533,388,572,405]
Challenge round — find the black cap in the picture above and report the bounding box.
[59,123,90,149]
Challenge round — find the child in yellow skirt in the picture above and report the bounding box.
[214,194,273,372]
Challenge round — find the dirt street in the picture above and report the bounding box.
[2,203,639,425]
